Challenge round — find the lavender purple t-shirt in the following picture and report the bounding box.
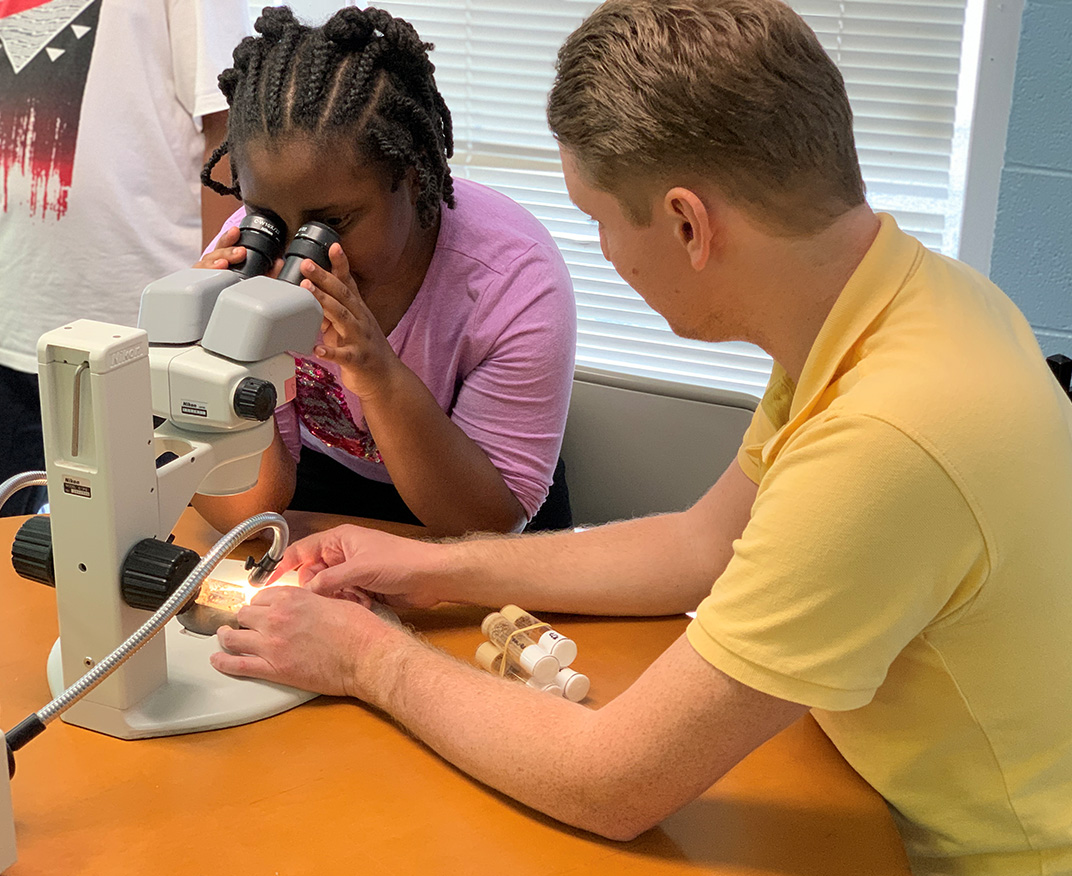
[211,179,576,518]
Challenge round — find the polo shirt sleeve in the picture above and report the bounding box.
[688,412,987,711]
[736,364,795,485]
[736,410,772,485]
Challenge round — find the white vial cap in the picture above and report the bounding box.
[526,677,563,695]
[519,645,560,684]
[555,667,590,702]
[538,630,578,668]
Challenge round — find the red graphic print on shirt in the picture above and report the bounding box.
[0,0,101,218]
[294,356,383,464]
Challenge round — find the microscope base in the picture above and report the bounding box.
[46,620,317,739]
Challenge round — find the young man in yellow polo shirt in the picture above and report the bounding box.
[211,1,1072,872]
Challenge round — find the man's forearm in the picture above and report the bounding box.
[426,462,755,616]
[361,622,800,842]
[366,624,649,839]
[434,511,719,615]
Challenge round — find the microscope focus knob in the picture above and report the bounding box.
[121,539,202,612]
[11,515,55,587]
[233,377,277,422]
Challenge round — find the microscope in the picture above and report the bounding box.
[7,216,338,741]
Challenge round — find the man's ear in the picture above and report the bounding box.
[663,187,712,271]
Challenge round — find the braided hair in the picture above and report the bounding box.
[203,5,455,228]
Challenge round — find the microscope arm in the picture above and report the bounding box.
[153,420,276,535]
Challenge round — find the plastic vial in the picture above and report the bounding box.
[480,612,560,684]
[474,642,562,693]
[474,640,512,675]
[500,604,578,668]
[554,667,590,703]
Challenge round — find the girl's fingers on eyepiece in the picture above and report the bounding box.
[195,246,241,270]
[328,242,350,274]
[300,257,342,288]
[304,281,357,327]
[302,259,357,306]
[215,225,241,246]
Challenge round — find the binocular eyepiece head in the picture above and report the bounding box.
[229,213,285,279]
[230,214,341,285]
[277,222,340,285]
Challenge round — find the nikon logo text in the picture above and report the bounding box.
[108,344,143,367]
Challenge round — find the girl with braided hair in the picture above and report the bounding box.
[193,5,576,537]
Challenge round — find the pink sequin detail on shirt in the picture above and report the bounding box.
[293,357,383,464]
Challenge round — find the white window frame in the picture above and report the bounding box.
[956,0,1024,275]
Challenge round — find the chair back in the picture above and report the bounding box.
[561,367,758,525]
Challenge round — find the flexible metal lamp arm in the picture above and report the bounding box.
[3,506,289,774]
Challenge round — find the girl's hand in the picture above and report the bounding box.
[194,225,246,270]
[299,242,400,400]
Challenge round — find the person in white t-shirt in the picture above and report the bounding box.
[0,0,251,515]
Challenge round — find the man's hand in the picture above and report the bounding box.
[269,525,444,609]
[210,586,401,699]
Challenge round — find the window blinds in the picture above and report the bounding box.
[276,0,974,395]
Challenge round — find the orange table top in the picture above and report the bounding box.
[0,511,910,876]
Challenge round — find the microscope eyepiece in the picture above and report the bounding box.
[276,221,341,286]
[230,213,286,279]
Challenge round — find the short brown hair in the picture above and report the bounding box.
[547,0,866,233]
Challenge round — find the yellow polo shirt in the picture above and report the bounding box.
[687,214,1072,875]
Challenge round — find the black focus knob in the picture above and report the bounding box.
[12,515,55,587]
[121,538,201,612]
[233,377,277,421]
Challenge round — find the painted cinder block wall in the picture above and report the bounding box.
[990,0,1072,356]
